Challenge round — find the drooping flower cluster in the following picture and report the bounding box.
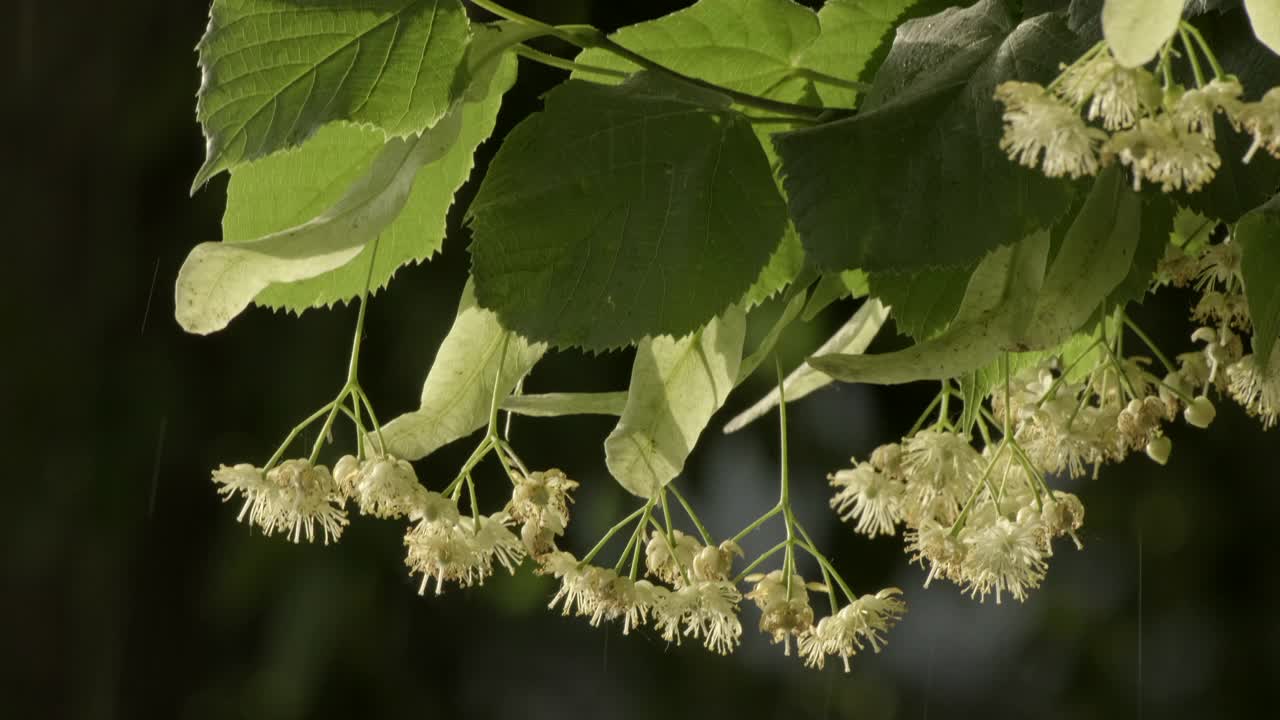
[1164,235,1280,429]
[797,588,906,672]
[744,570,818,654]
[538,531,746,655]
[212,459,348,544]
[403,492,525,595]
[993,36,1279,193]
[827,314,1231,605]
[334,454,429,519]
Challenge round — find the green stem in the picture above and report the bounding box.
[1098,334,1139,401]
[512,44,628,79]
[1181,22,1225,79]
[795,537,857,604]
[582,504,649,565]
[1047,41,1106,95]
[776,357,797,597]
[948,442,1004,537]
[308,389,349,464]
[731,541,789,584]
[669,485,713,545]
[794,522,841,612]
[497,440,531,480]
[355,388,386,457]
[346,396,367,460]
[266,401,337,470]
[730,504,782,545]
[907,393,944,437]
[1157,37,1176,91]
[1178,27,1206,88]
[443,437,495,497]
[614,517,645,574]
[1122,314,1175,374]
[466,472,481,527]
[1032,338,1104,412]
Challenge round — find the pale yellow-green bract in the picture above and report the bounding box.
[380,282,547,461]
[1246,0,1280,56]
[606,307,746,498]
[1101,0,1184,68]
[725,297,889,434]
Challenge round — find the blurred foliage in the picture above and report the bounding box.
[6,1,1278,718]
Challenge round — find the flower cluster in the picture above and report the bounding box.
[1164,236,1280,429]
[212,460,348,544]
[828,324,1223,603]
[539,531,745,654]
[404,493,525,595]
[506,468,579,558]
[994,38,1278,193]
[797,589,906,672]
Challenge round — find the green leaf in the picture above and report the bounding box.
[573,0,821,104]
[1246,0,1280,55]
[1101,0,1184,67]
[725,298,889,432]
[1018,167,1145,348]
[798,0,921,107]
[467,74,787,351]
[1171,207,1217,253]
[869,265,973,340]
[193,0,471,188]
[1102,193,1175,310]
[221,45,518,313]
[1235,194,1280,368]
[739,290,809,384]
[380,281,547,461]
[809,233,1049,384]
[501,392,627,418]
[606,306,747,498]
[801,273,854,322]
[176,107,475,335]
[570,0,919,109]
[776,0,1081,274]
[742,225,806,308]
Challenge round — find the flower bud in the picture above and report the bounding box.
[1183,395,1216,428]
[1145,435,1172,465]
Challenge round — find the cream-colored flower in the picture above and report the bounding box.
[1170,78,1244,139]
[1238,87,1280,162]
[691,540,742,582]
[1040,492,1085,550]
[902,429,982,521]
[961,511,1047,603]
[507,468,579,556]
[543,554,660,633]
[1105,116,1220,193]
[797,588,906,672]
[334,454,428,519]
[745,570,818,655]
[829,462,905,537]
[904,519,967,587]
[995,81,1106,178]
[213,459,348,544]
[653,580,743,655]
[1227,346,1280,429]
[1055,52,1160,130]
[644,529,701,586]
[404,503,525,595]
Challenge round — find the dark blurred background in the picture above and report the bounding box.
[7,1,1278,718]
